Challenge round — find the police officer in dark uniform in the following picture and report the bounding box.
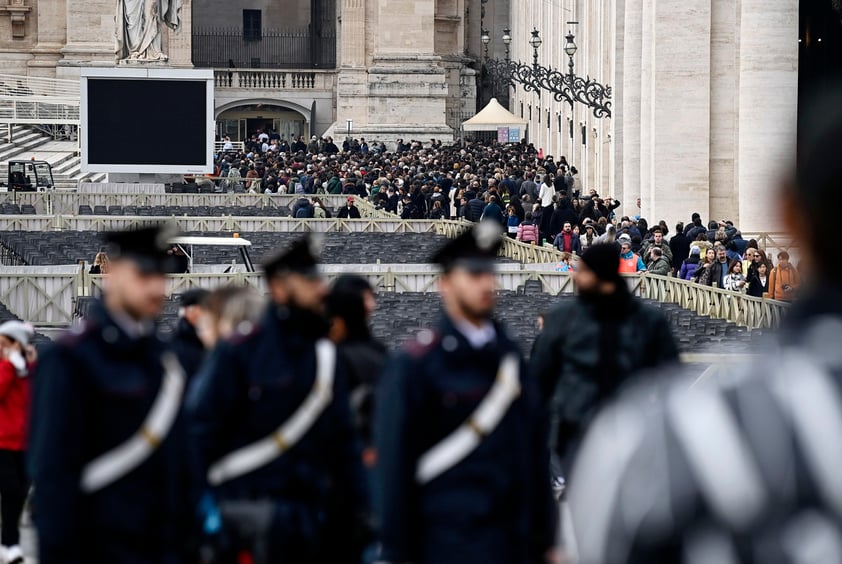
[29,225,189,564]
[376,221,559,564]
[170,288,209,381]
[567,86,842,563]
[186,234,368,564]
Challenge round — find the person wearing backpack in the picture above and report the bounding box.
[768,251,800,301]
[517,212,540,244]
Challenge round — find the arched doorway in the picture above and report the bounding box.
[216,103,309,143]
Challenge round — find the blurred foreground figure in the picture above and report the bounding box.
[194,286,265,351]
[30,225,188,563]
[0,321,35,564]
[569,87,842,563]
[171,288,209,381]
[376,221,558,564]
[327,275,386,450]
[531,243,678,477]
[187,235,368,564]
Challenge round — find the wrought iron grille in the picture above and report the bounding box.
[192,27,337,69]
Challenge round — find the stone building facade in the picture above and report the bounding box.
[0,0,797,232]
[0,0,483,142]
[507,0,798,232]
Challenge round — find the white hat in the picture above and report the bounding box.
[0,321,33,347]
[618,233,632,243]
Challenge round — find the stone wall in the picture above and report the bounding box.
[192,0,311,30]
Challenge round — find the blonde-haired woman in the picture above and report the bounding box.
[196,286,266,350]
[89,252,109,275]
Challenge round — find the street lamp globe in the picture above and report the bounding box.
[502,28,512,45]
[564,32,577,56]
[530,29,543,50]
[481,29,491,45]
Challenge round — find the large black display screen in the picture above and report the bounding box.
[85,78,209,168]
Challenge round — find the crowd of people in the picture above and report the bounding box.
[212,133,798,300]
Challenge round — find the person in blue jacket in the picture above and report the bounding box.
[29,225,189,564]
[187,234,368,564]
[375,221,559,564]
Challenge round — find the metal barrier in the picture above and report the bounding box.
[0,74,81,132]
[0,74,79,98]
[0,215,446,234]
[637,272,788,329]
[49,193,392,218]
[214,141,246,153]
[0,263,790,331]
[0,266,82,325]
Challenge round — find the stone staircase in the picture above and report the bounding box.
[0,125,105,190]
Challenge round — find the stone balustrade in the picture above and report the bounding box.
[214,69,336,91]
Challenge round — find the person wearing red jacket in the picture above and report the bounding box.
[0,321,35,564]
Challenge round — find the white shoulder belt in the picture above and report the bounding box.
[81,352,186,493]
[207,339,336,487]
[416,353,521,484]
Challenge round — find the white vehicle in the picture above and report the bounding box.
[169,236,255,273]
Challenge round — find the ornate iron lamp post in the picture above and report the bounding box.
[484,25,612,119]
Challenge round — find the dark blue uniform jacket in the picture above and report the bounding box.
[186,305,367,554]
[376,314,557,564]
[29,300,185,564]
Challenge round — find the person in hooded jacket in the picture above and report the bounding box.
[530,244,678,475]
[679,246,702,280]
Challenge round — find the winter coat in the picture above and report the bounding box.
[517,221,540,243]
[337,205,361,219]
[746,273,769,298]
[0,358,29,451]
[466,198,486,222]
[679,258,700,281]
[530,284,679,468]
[669,233,691,270]
[769,264,799,301]
[506,215,520,235]
[579,231,598,253]
[481,202,505,225]
[552,232,581,254]
[724,273,747,292]
[647,256,672,276]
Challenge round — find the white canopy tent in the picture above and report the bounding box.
[461,98,528,142]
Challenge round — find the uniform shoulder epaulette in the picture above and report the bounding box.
[404,328,441,358]
[225,320,263,345]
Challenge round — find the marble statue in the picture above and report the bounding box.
[116,0,182,62]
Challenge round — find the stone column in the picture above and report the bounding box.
[336,0,368,130]
[27,0,67,77]
[638,0,652,219]
[620,0,640,218]
[646,0,712,227]
[56,0,117,78]
[343,0,452,143]
[708,0,738,223]
[167,0,193,68]
[736,0,798,234]
[341,0,366,67]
